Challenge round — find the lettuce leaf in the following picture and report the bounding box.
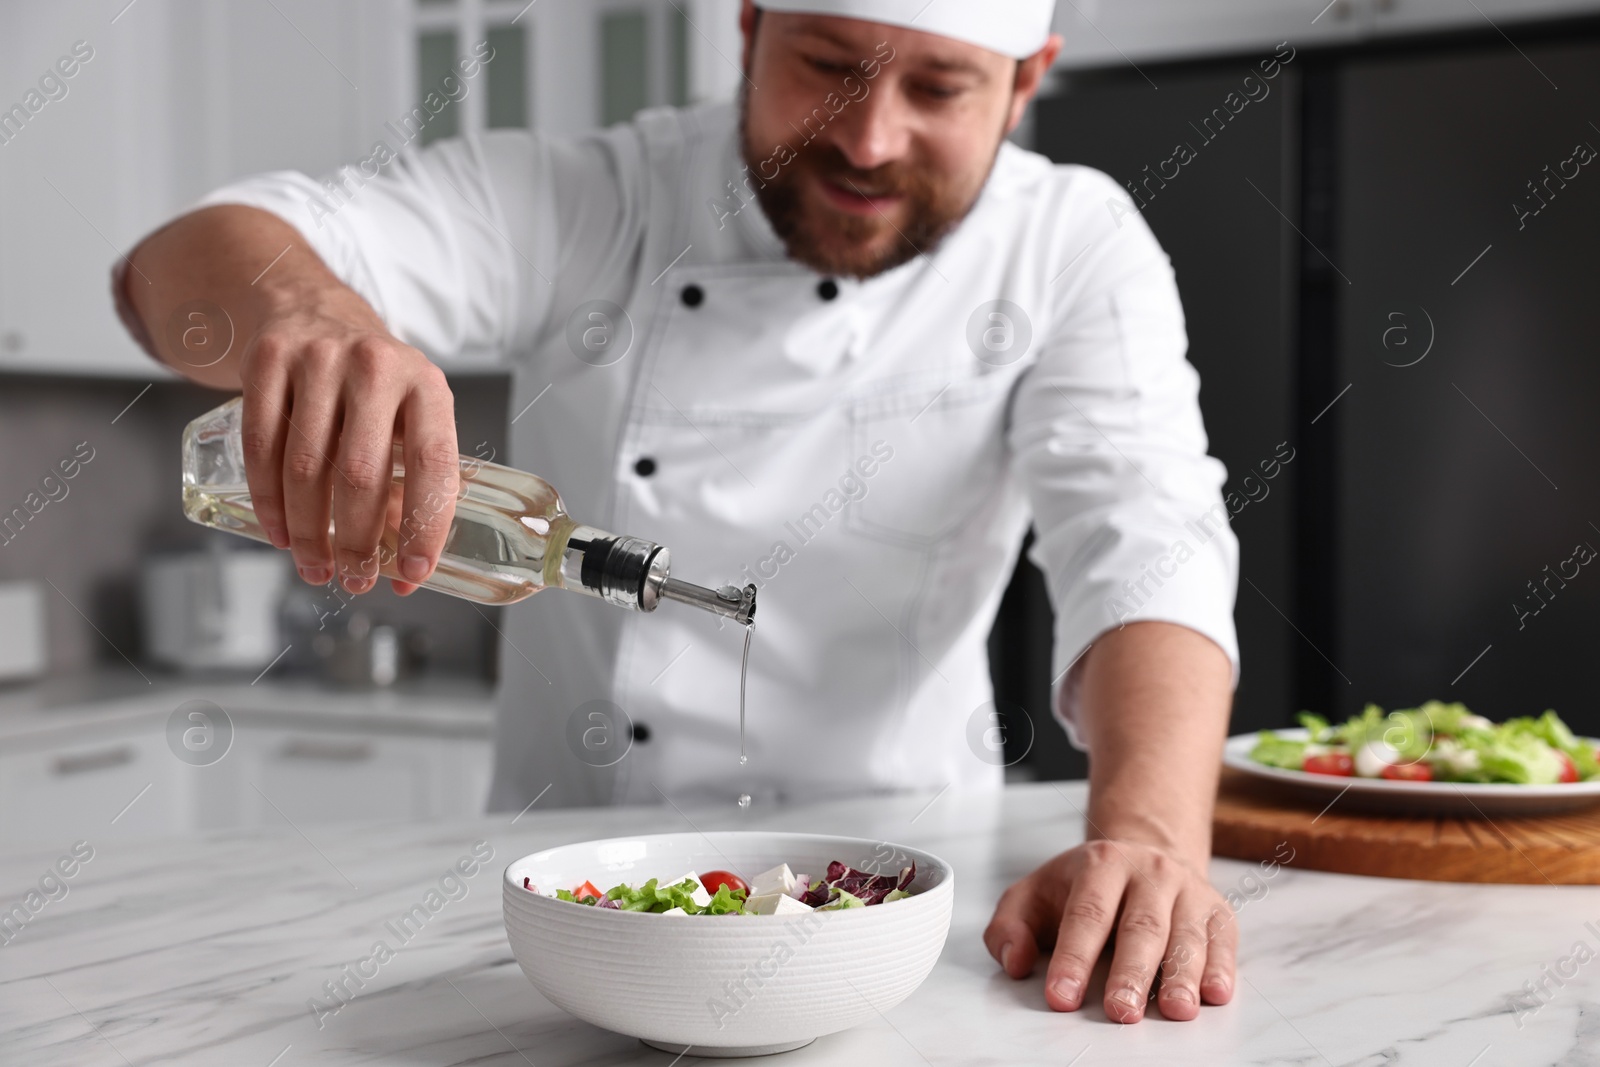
[1255,701,1597,785]
[605,877,704,913]
[1250,731,1307,770]
[817,888,866,910]
[703,884,747,915]
[1457,730,1565,785]
[1296,711,1334,743]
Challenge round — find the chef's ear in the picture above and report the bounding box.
[1004,34,1064,136]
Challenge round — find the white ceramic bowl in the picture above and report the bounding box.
[502,831,953,1057]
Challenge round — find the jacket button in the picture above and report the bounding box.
[631,722,651,743]
[680,284,704,308]
[817,278,839,301]
[634,457,656,477]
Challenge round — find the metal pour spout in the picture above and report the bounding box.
[564,530,756,625]
[658,578,757,625]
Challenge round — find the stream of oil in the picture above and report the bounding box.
[737,620,754,810]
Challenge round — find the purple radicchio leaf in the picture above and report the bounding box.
[896,862,916,892]
[799,879,833,909]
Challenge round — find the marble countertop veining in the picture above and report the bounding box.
[2,781,1597,1066]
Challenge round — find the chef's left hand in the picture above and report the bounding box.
[983,839,1236,1022]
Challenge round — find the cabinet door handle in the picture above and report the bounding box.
[53,745,136,775]
[279,738,375,762]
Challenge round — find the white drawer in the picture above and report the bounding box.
[0,730,189,848]
[196,726,490,829]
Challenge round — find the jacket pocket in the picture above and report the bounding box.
[842,371,1019,549]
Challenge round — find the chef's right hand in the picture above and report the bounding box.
[237,296,459,596]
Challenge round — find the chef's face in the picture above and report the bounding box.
[738,5,1060,279]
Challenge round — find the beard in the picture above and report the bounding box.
[739,92,996,280]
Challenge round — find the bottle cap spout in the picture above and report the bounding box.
[659,578,757,625]
[559,527,755,623]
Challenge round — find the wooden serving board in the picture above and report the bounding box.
[1211,767,1600,884]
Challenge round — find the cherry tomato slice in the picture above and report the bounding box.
[1303,752,1354,776]
[572,880,604,902]
[1380,762,1433,782]
[700,870,748,895]
[1556,750,1579,783]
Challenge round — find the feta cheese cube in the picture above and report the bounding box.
[659,907,688,916]
[748,863,797,898]
[661,871,712,908]
[770,893,813,915]
[746,891,814,915]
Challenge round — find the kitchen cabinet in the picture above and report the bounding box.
[0,3,171,377]
[1373,0,1600,38]
[0,685,492,849]
[0,727,189,844]
[0,0,704,378]
[198,723,490,830]
[1052,0,1364,72]
[1050,0,1600,73]
[0,0,410,378]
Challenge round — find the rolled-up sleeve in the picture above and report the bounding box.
[189,130,558,362]
[1009,169,1240,751]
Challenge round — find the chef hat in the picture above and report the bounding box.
[755,0,1056,60]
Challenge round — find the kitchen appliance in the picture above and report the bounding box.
[0,580,47,682]
[276,585,430,688]
[140,545,289,672]
[310,613,411,688]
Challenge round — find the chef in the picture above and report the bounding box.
[117,0,1240,1024]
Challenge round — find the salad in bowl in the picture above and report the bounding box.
[503,831,952,1056]
[522,859,917,916]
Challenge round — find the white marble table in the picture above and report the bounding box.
[3,781,1597,1066]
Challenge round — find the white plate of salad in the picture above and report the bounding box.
[1224,701,1600,815]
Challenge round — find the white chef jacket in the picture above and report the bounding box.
[190,101,1239,811]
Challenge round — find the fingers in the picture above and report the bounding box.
[1154,893,1216,1021]
[240,339,291,549]
[332,341,406,594]
[1043,849,1130,1013]
[238,318,455,597]
[280,353,342,585]
[1099,860,1179,1024]
[998,843,1238,1023]
[395,367,460,585]
[383,465,419,595]
[1198,899,1238,1006]
[983,882,1051,979]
